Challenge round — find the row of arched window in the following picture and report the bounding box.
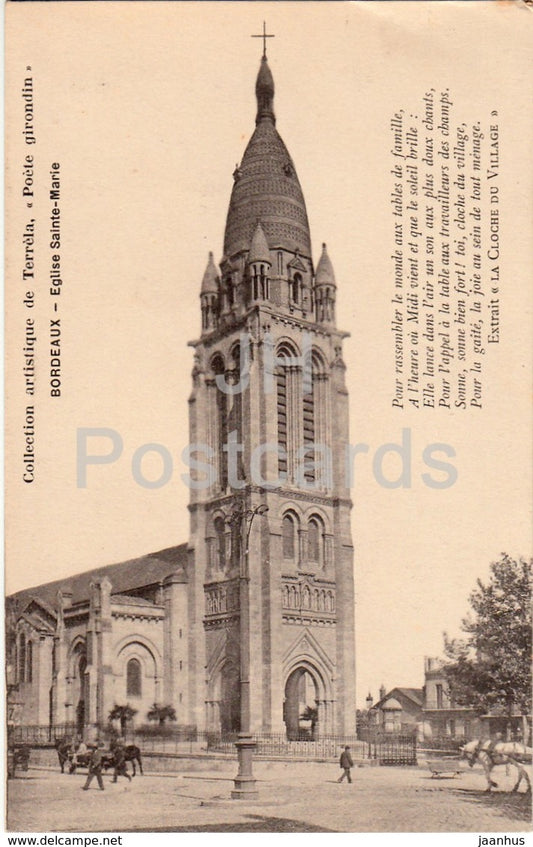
[16,633,33,684]
[282,584,335,613]
[282,512,326,565]
[207,341,328,492]
[277,345,326,485]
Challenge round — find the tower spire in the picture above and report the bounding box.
[255,53,275,125]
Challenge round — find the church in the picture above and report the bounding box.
[7,46,356,739]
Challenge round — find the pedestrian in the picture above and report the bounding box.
[82,742,105,791]
[337,745,354,783]
[111,737,131,783]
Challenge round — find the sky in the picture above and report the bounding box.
[5,2,532,708]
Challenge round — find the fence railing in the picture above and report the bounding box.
[10,724,76,745]
[204,732,363,759]
[10,725,417,765]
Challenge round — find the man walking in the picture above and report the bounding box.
[82,742,105,791]
[337,745,354,783]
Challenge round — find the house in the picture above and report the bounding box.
[368,686,424,733]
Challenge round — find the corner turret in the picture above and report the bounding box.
[200,252,220,333]
[314,243,336,325]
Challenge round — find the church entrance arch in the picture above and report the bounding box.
[207,662,240,734]
[284,666,319,740]
[220,663,240,733]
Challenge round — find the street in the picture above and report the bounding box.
[7,760,532,833]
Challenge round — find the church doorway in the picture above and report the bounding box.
[284,667,318,740]
[220,663,240,733]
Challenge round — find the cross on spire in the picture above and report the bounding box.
[251,21,275,58]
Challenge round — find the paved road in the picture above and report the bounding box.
[7,761,532,833]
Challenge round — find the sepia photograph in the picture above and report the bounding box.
[4,1,532,838]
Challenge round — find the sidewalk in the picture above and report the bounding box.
[7,761,532,833]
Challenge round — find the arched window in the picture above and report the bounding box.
[276,344,298,479]
[282,514,296,559]
[308,517,323,563]
[18,633,26,683]
[214,516,226,570]
[226,276,234,307]
[252,264,269,300]
[27,641,33,683]
[303,354,321,485]
[276,365,288,477]
[212,355,228,490]
[126,658,142,697]
[228,345,243,449]
[292,273,302,304]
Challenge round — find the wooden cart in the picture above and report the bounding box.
[426,758,463,778]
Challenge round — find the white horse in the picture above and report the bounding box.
[461,739,532,793]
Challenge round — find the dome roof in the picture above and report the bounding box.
[248,222,271,264]
[315,243,336,286]
[223,58,312,260]
[201,251,219,294]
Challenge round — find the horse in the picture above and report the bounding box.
[55,737,72,774]
[108,739,143,777]
[460,739,532,793]
[120,745,143,777]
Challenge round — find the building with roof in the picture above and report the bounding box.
[367,687,425,734]
[7,547,187,730]
[7,47,356,738]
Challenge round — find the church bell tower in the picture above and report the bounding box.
[187,46,355,737]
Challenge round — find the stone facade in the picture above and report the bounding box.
[7,547,188,732]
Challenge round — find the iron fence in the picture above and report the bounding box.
[204,732,364,759]
[10,724,76,745]
[359,732,418,765]
[370,735,417,766]
[10,725,417,764]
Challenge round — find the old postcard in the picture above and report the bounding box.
[4,0,532,838]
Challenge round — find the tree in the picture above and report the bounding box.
[443,554,532,723]
[300,705,318,737]
[108,704,138,735]
[147,703,177,726]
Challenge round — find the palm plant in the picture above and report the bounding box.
[147,703,177,726]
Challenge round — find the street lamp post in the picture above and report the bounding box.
[228,501,268,800]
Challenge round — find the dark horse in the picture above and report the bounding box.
[109,742,143,777]
[55,737,72,774]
